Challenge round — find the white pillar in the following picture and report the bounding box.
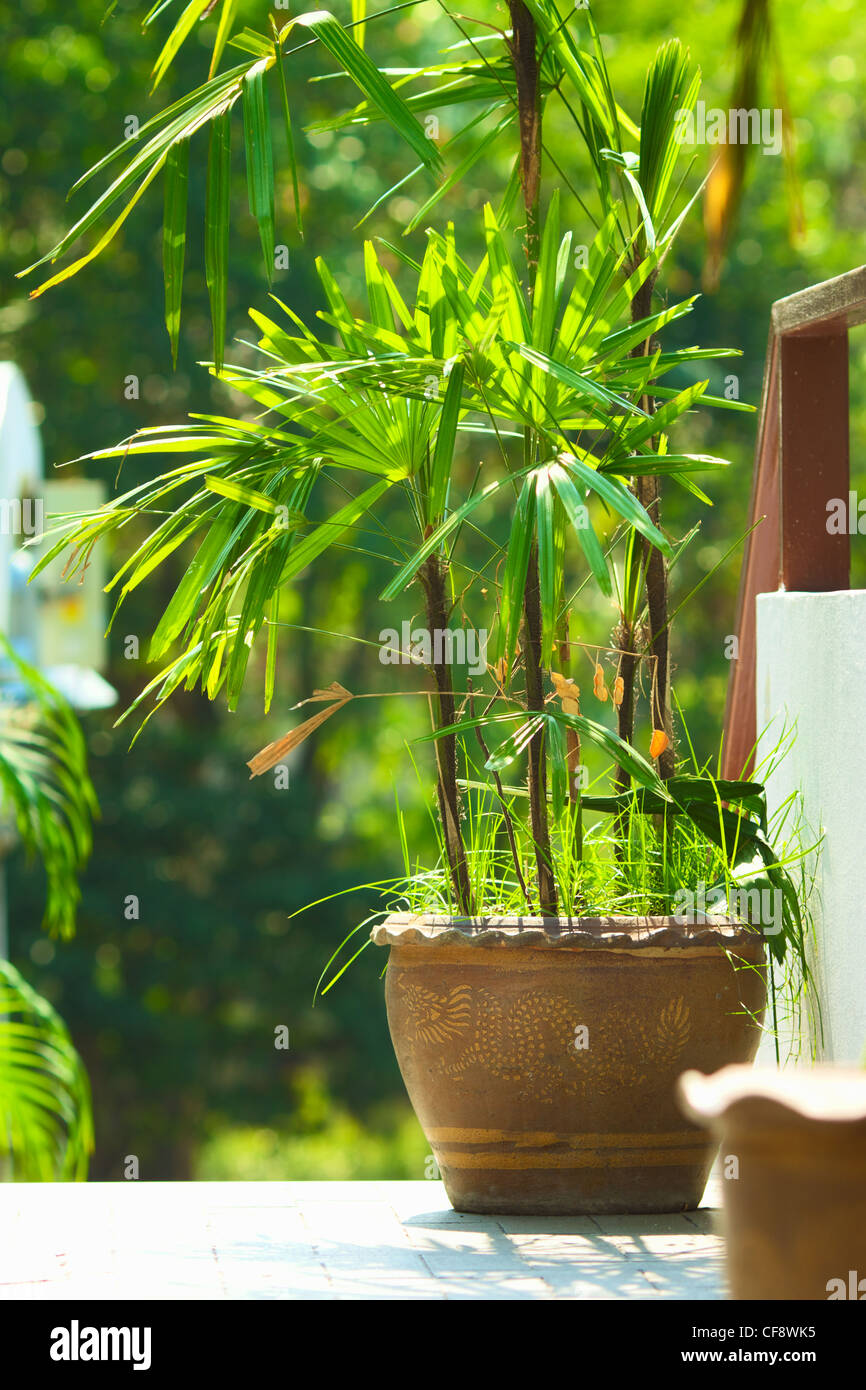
[756,589,866,1064]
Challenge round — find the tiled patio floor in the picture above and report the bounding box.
[0,1179,727,1300]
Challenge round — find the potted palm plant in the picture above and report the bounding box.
[22,1,806,1212]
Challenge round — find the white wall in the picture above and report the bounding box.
[755,589,866,1064]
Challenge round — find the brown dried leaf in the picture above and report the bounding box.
[294,681,353,708]
[247,688,353,777]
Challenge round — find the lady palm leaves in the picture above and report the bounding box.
[426,360,464,522]
[21,61,247,288]
[293,12,441,172]
[594,41,701,257]
[495,475,535,669]
[378,475,509,602]
[18,0,709,396]
[548,460,610,596]
[0,961,93,1181]
[491,453,671,674]
[17,0,701,377]
[419,706,669,801]
[33,204,727,728]
[638,40,700,233]
[17,8,441,368]
[14,4,799,943]
[0,640,97,940]
[402,113,513,235]
[525,3,619,141]
[273,25,304,240]
[329,12,701,278]
[530,188,570,353]
[18,0,737,807]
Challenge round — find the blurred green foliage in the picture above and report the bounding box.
[197,1068,430,1181]
[1,0,863,1178]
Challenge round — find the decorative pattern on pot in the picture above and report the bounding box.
[399,979,691,1101]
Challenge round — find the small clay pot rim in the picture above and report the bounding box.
[678,1064,866,1128]
[371,912,766,951]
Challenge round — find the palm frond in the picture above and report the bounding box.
[17,7,441,369]
[0,638,98,940]
[30,205,735,727]
[0,960,93,1181]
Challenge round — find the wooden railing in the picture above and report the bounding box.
[722,266,866,780]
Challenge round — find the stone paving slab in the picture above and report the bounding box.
[0,1180,727,1301]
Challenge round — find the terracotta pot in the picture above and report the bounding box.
[371,914,766,1215]
[678,1065,866,1300]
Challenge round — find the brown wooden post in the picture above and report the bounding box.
[722,267,866,781]
[779,331,850,592]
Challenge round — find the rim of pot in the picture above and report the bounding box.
[371,912,769,951]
